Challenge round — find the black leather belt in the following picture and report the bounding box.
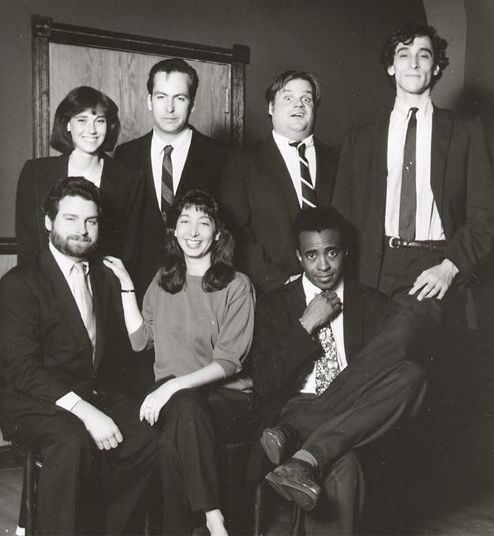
[385,236,446,250]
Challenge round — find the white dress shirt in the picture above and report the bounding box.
[386,97,445,240]
[49,242,91,412]
[299,274,347,394]
[272,130,317,207]
[150,127,193,204]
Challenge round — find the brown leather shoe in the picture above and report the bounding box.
[260,424,300,465]
[265,458,321,511]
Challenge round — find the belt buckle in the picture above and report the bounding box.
[388,236,400,248]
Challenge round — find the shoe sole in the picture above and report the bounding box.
[265,471,319,511]
[260,430,284,465]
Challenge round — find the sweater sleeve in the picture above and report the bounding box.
[129,278,157,352]
[213,273,255,377]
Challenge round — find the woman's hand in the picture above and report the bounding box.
[103,256,134,290]
[139,379,182,425]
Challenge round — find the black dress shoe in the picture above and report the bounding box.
[260,424,300,465]
[265,458,321,511]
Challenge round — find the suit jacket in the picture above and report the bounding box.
[114,127,228,293]
[0,247,132,439]
[218,135,337,292]
[248,277,390,478]
[16,154,144,276]
[332,108,494,289]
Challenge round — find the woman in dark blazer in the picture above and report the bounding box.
[16,86,144,275]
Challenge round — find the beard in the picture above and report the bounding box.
[50,229,97,260]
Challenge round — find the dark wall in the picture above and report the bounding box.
[0,0,425,236]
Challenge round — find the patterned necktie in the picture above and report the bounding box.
[71,263,97,352]
[399,107,418,241]
[315,325,340,395]
[289,141,318,209]
[161,144,174,218]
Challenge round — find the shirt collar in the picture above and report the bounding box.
[272,130,314,149]
[49,241,89,279]
[392,96,433,119]
[302,273,344,305]
[151,126,192,154]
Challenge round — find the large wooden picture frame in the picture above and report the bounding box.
[31,15,249,158]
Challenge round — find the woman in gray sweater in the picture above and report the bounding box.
[105,190,255,536]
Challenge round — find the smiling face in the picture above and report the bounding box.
[296,229,346,291]
[175,205,219,263]
[387,35,439,99]
[269,78,316,141]
[67,108,107,155]
[45,195,99,261]
[148,71,193,140]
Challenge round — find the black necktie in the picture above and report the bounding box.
[399,107,418,240]
[161,145,174,218]
[289,141,318,209]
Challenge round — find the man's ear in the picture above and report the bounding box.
[296,249,302,264]
[147,94,153,112]
[268,101,273,116]
[45,214,53,232]
[433,65,440,76]
[387,65,395,77]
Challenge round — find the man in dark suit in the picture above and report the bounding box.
[114,58,227,294]
[250,207,426,535]
[0,177,157,535]
[218,71,337,292]
[332,22,494,306]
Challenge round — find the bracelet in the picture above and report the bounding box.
[121,289,135,293]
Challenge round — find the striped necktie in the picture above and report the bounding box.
[399,107,418,240]
[315,325,340,395]
[161,144,174,218]
[290,141,318,209]
[70,262,97,353]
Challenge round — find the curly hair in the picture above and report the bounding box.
[157,190,235,294]
[382,22,449,86]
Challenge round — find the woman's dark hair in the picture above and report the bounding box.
[50,86,121,154]
[382,22,449,86]
[157,190,235,294]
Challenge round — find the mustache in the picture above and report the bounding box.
[67,234,92,242]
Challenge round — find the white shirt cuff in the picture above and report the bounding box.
[56,391,82,412]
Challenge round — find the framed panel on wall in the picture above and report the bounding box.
[31,15,250,158]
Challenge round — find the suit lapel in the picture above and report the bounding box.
[176,127,199,198]
[372,116,390,226]
[285,278,308,326]
[89,263,108,371]
[263,137,300,219]
[342,281,364,363]
[40,249,93,359]
[142,131,161,214]
[430,108,453,214]
[314,139,334,206]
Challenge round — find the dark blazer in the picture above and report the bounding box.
[114,127,228,292]
[0,247,131,439]
[218,135,337,292]
[248,277,391,478]
[15,154,144,275]
[332,108,494,289]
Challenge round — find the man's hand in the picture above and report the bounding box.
[299,291,342,335]
[140,378,182,426]
[72,400,123,450]
[409,259,459,301]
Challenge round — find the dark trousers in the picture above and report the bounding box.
[13,394,157,535]
[155,387,254,535]
[278,359,426,535]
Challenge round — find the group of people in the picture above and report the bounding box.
[1,20,493,536]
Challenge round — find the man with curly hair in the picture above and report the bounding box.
[332,22,494,312]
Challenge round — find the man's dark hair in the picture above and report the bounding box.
[50,86,121,154]
[382,22,449,85]
[44,177,102,221]
[293,206,349,250]
[157,189,235,294]
[265,70,321,106]
[146,58,199,103]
